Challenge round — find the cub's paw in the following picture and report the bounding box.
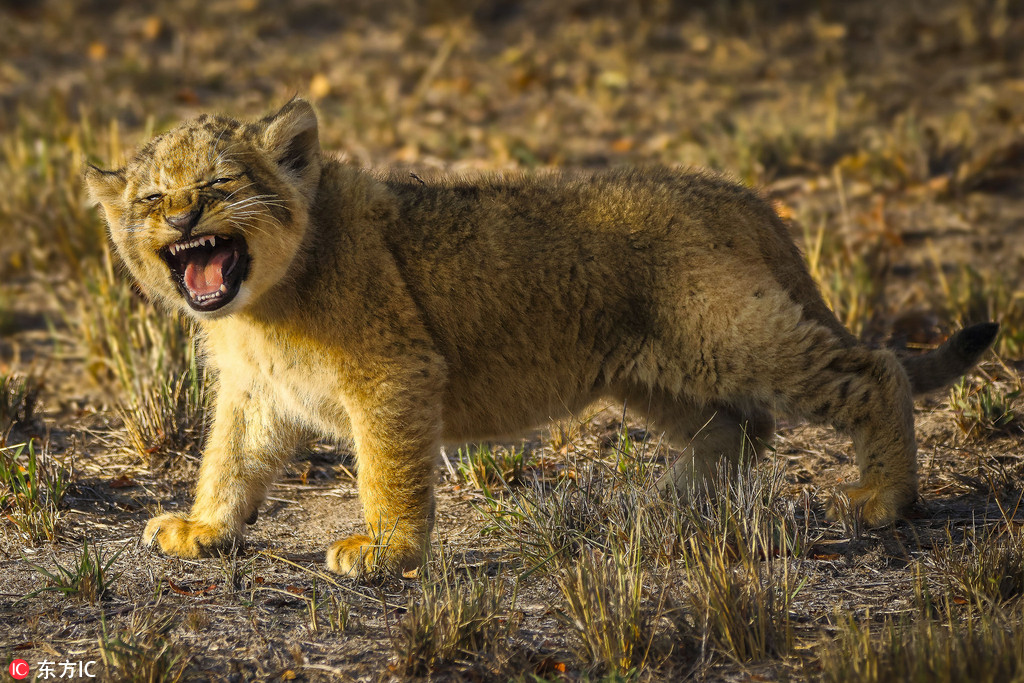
[143,514,236,558]
[326,534,423,577]
[827,480,916,527]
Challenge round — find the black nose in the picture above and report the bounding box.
[166,209,201,233]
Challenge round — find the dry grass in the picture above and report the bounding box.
[2,0,1023,679]
[815,582,1024,683]
[391,549,517,676]
[0,440,72,543]
[0,372,41,439]
[554,543,660,676]
[668,463,805,664]
[99,611,188,683]
[948,375,1022,441]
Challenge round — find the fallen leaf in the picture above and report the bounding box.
[142,16,163,41]
[167,579,218,596]
[611,137,634,153]
[175,88,200,104]
[87,42,107,61]
[811,552,842,561]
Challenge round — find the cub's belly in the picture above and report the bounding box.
[440,378,599,442]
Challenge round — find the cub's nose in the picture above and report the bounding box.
[165,208,201,233]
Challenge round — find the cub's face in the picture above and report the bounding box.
[85,100,321,320]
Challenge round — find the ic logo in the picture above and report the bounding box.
[8,659,30,680]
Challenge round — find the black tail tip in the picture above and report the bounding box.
[955,322,1000,358]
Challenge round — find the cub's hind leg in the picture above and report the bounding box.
[808,347,918,524]
[615,387,774,495]
[703,294,918,526]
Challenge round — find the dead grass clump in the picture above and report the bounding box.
[73,258,196,396]
[666,460,805,663]
[931,517,1024,609]
[475,423,668,572]
[70,258,210,468]
[0,372,41,438]
[554,541,662,676]
[672,537,799,663]
[118,361,209,470]
[815,606,1024,683]
[478,459,633,572]
[479,431,805,668]
[392,559,517,677]
[948,376,1021,441]
[99,611,188,683]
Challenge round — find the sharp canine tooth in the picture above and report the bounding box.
[219,284,227,293]
[209,236,217,247]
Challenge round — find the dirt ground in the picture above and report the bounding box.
[1,1,1023,681]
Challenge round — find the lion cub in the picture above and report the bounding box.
[85,100,997,575]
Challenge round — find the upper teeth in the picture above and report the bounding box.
[169,235,217,255]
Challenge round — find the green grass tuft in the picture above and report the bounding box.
[0,440,72,543]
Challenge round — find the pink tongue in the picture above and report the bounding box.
[184,250,235,297]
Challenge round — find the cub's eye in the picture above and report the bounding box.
[141,193,163,203]
[210,177,233,186]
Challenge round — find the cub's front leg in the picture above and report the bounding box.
[143,376,302,557]
[326,367,443,577]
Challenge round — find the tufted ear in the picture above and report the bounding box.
[84,164,128,227]
[259,99,321,187]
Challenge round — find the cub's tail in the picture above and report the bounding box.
[901,322,1000,396]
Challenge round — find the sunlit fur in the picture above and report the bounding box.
[85,100,997,576]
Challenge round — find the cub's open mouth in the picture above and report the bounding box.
[160,235,249,312]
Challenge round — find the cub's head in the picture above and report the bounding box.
[85,99,321,320]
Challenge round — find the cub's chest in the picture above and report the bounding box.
[209,324,350,434]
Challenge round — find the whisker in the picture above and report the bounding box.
[226,195,288,210]
[208,129,229,164]
[213,141,242,167]
[222,182,256,203]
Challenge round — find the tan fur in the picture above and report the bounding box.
[84,100,996,575]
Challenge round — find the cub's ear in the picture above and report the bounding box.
[83,164,127,226]
[259,99,321,186]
